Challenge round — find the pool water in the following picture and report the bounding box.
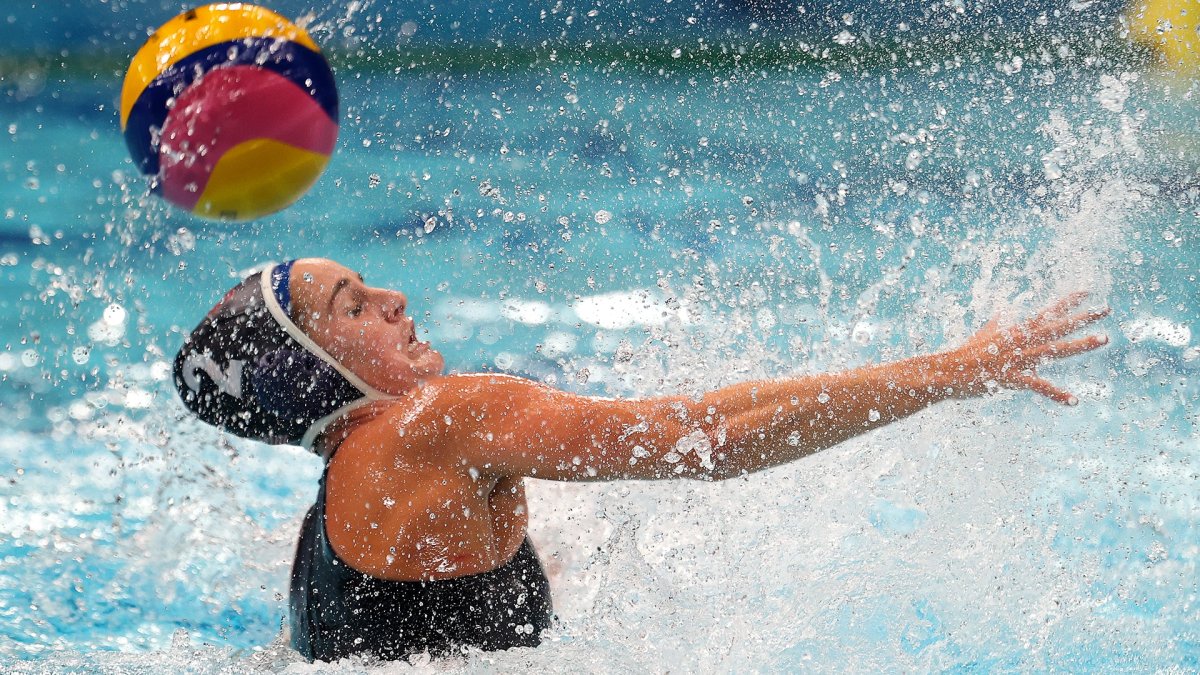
[2,2,1198,671]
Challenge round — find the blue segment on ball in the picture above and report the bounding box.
[124,37,338,176]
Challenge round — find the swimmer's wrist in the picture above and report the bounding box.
[921,349,987,400]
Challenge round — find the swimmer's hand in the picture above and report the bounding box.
[936,292,1110,405]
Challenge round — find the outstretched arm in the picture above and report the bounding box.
[400,294,1109,482]
[688,292,1110,478]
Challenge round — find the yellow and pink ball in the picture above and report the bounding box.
[120,4,338,221]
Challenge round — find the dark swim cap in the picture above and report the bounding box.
[173,261,389,450]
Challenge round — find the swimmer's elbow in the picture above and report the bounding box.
[690,439,789,482]
[616,435,746,482]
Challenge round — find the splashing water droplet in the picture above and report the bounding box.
[103,304,127,326]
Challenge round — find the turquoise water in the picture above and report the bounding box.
[3,5,1199,671]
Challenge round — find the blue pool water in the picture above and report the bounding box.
[2,1,1198,671]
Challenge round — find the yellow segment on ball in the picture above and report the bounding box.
[120,3,320,128]
[191,139,331,221]
[1126,0,1199,71]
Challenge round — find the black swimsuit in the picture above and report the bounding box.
[288,469,554,662]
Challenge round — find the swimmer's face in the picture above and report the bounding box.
[289,258,444,395]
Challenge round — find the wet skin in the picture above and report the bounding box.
[292,259,525,579]
[290,258,1110,581]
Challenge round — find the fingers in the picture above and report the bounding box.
[975,295,1109,407]
[1028,333,1110,361]
[1030,291,1089,328]
[1012,373,1078,406]
[1040,307,1111,342]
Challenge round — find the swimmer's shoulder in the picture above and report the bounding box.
[409,372,552,407]
[340,373,550,450]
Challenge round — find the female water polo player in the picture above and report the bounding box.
[174,258,1110,662]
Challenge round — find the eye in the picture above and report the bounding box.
[347,303,364,318]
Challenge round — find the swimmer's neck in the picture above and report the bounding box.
[313,376,448,457]
[314,400,392,458]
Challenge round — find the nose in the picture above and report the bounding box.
[376,289,407,323]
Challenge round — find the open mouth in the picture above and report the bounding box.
[403,327,423,352]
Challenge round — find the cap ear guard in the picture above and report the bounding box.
[248,349,363,425]
[256,267,389,401]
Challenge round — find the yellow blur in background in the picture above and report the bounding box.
[1126,0,1200,71]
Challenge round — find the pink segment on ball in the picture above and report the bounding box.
[158,66,338,210]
